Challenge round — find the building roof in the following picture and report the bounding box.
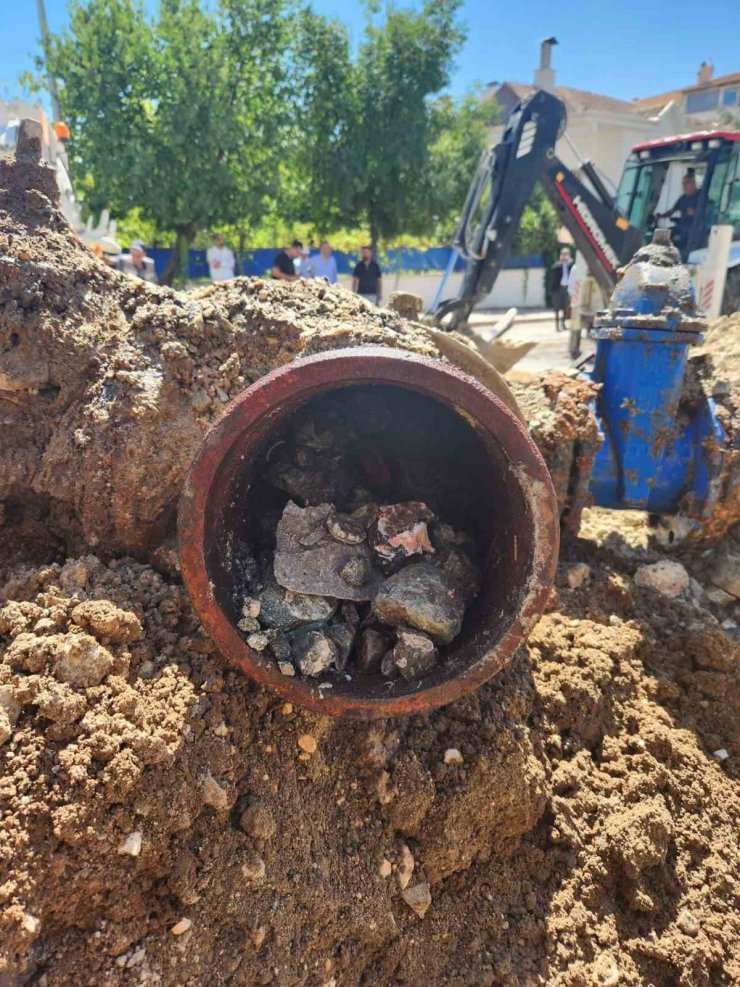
[632,70,740,114]
[497,81,644,118]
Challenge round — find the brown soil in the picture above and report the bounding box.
[2,131,740,987]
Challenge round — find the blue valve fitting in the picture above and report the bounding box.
[588,229,725,518]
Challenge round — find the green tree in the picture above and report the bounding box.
[36,0,292,282]
[295,0,466,253]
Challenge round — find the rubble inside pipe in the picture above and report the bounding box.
[232,397,481,683]
[237,498,479,682]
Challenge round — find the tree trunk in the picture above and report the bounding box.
[160,225,196,286]
[369,220,379,258]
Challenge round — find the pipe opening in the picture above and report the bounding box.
[179,348,558,717]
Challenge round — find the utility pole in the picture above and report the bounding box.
[36,0,62,122]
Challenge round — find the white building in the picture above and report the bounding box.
[487,43,738,196]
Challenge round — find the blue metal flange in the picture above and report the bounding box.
[588,229,725,518]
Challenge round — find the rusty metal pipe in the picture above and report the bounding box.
[178,347,559,719]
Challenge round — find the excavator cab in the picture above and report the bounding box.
[616,132,740,260]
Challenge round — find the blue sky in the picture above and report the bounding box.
[3,0,740,109]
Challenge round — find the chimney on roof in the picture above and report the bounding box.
[697,61,714,85]
[535,37,558,92]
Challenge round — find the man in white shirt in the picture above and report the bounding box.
[549,247,574,332]
[309,241,338,284]
[207,234,236,282]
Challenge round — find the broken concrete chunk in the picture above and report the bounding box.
[274,502,383,602]
[356,628,391,674]
[634,561,690,599]
[327,624,356,671]
[370,502,436,569]
[432,545,480,604]
[327,511,367,545]
[392,629,438,682]
[372,562,464,644]
[258,577,336,631]
[291,629,338,677]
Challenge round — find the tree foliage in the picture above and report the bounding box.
[38,0,292,281]
[293,0,468,250]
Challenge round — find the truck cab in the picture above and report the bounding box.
[616,132,740,297]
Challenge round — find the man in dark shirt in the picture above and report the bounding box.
[271,240,302,282]
[352,246,382,305]
[655,172,700,258]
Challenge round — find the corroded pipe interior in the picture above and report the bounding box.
[178,347,559,718]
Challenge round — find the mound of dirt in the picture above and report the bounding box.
[1,528,739,986]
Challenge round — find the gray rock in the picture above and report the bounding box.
[356,628,391,674]
[291,629,338,677]
[392,629,438,681]
[258,576,336,632]
[327,511,367,545]
[432,545,480,604]
[274,502,383,602]
[381,649,398,678]
[327,624,356,671]
[339,555,372,587]
[372,562,465,644]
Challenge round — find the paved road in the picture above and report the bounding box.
[468,310,595,373]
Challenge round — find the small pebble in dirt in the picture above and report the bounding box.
[713,748,729,761]
[117,831,142,857]
[201,771,231,811]
[238,616,260,633]
[171,917,192,936]
[566,562,591,589]
[298,734,318,754]
[398,844,415,890]
[242,597,261,619]
[391,629,438,681]
[278,660,295,676]
[677,909,700,937]
[444,748,464,765]
[379,858,393,878]
[239,802,277,840]
[242,852,266,882]
[401,882,432,918]
[247,632,270,653]
[633,560,690,598]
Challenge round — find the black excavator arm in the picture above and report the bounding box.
[432,89,642,328]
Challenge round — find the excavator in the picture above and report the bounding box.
[432,88,740,328]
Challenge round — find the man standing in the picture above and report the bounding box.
[271,240,303,282]
[116,240,158,284]
[207,233,235,282]
[549,247,574,332]
[309,241,338,285]
[352,246,382,305]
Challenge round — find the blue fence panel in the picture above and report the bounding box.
[145,246,544,280]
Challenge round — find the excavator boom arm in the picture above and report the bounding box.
[433,89,641,327]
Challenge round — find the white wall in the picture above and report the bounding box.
[338,267,546,310]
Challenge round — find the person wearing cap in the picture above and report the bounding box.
[116,240,158,284]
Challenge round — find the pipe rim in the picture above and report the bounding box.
[178,346,559,719]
